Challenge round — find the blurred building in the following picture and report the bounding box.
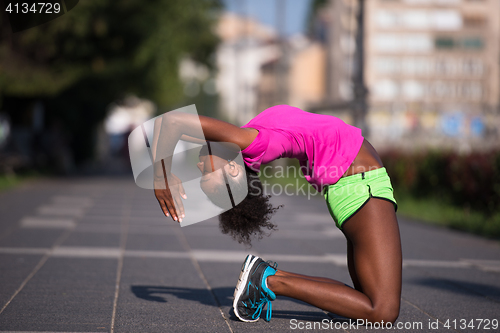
[307,0,360,125]
[215,13,281,125]
[313,0,500,152]
[257,35,326,113]
[287,36,327,110]
[365,0,500,152]
[215,12,326,124]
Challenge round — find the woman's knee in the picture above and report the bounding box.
[367,300,400,324]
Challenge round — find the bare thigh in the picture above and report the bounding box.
[347,239,362,291]
[342,198,402,312]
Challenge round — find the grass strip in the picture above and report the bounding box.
[395,192,500,239]
[0,173,39,192]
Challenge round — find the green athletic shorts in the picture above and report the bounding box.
[323,167,397,229]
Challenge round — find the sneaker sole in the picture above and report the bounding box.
[233,254,260,322]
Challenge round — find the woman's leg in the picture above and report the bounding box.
[266,198,402,323]
[274,270,346,285]
[347,238,363,291]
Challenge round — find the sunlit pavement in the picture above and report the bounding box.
[0,176,499,333]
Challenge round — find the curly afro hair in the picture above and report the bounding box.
[204,165,282,246]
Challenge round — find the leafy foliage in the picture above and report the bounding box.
[0,0,221,106]
[382,150,500,216]
[0,0,221,162]
[382,150,500,238]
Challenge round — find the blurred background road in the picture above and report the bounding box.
[1,0,500,332]
[0,174,499,333]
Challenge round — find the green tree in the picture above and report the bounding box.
[0,0,221,162]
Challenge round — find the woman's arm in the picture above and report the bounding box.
[152,112,255,175]
[165,113,256,148]
[151,112,257,222]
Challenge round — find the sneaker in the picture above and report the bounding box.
[233,254,278,322]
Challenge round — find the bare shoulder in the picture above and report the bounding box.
[240,127,259,149]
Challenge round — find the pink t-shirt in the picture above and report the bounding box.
[241,105,364,191]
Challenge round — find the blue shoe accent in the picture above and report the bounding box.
[261,266,277,299]
[251,265,276,321]
[233,255,278,322]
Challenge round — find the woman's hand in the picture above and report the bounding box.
[154,173,187,222]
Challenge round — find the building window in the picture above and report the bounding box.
[434,37,484,50]
[403,80,425,100]
[463,13,487,27]
[404,0,461,4]
[375,34,432,53]
[435,37,455,49]
[373,80,399,100]
[375,56,484,77]
[405,10,429,30]
[431,10,463,31]
[376,9,462,31]
[462,37,484,49]
[376,10,399,29]
[375,57,400,74]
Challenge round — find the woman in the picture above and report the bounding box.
[153,105,402,325]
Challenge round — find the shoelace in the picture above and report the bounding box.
[249,261,277,322]
[251,291,273,322]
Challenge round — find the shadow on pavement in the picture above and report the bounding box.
[413,277,500,299]
[267,310,334,322]
[131,285,233,306]
[131,285,334,322]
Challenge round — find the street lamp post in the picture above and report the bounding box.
[352,0,369,136]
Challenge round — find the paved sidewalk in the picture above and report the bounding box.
[0,176,499,332]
